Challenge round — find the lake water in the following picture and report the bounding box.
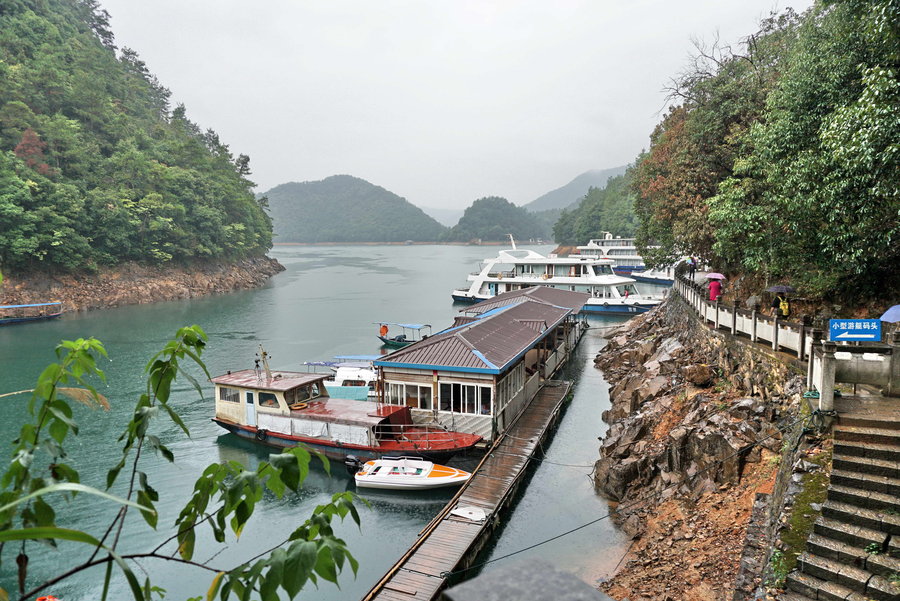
[0,244,651,600]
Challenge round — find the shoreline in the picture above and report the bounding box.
[0,256,285,313]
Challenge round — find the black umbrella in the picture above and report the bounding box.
[766,285,795,294]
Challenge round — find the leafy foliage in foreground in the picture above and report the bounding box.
[0,0,272,273]
[0,327,359,601]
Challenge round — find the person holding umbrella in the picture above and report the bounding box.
[767,285,795,318]
[706,272,726,300]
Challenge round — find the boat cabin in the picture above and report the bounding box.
[212,369,421,450]
[375,288,589,442]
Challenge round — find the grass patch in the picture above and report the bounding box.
[773,447,832,582]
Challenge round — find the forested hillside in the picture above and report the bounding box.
[264,175,446,243]
[0,0,271,274]
[552,170,639,244]
[631,1,899,299]
[523,165,627,212]
[442,196,548,242]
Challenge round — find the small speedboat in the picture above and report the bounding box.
[346,456,471,490]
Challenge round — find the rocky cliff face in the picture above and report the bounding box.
[594,295,807,600]
[0,256,284,312]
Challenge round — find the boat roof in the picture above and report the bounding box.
[291,397,407,427]
[0,302,62,309]
[376,291,585,374]
[211,370,329,392]
[373,322,431,329]
[460,287,589,315]
[488,249,613,265]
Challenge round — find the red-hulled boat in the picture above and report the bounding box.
[211,358,481,462]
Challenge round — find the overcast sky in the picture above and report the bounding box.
[99,0,812,210]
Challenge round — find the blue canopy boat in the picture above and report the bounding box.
[375,322,432,348]
[0,301,63,326]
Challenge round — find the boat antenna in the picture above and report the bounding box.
[257,344,272,380]
[508,233,517,250]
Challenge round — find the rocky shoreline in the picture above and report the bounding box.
[593,296,807,600]
[0,256,285,312]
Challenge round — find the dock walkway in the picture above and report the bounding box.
[361,380,573,601]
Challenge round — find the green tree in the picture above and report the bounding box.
[708,0,900,297]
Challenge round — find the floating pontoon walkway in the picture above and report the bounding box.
[361,380,573,601]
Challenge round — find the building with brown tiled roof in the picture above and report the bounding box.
[375,288,588,441]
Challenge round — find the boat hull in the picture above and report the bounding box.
[378,335,413,348]
[212,418,477,463]
[355,475,470,490]
[629,273,674,285]
[451,291,657,315]
[0,313,62,326]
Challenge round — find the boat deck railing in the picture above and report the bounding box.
[373,422,474,447]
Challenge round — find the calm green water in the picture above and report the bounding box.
[0,245,645,600]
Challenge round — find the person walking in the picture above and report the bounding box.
[708,278,722,301]
[688,257,697,281]
[772,294,791,319]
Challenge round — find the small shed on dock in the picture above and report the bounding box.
[375,288,588,441]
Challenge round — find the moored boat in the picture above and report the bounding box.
[211,351,481,462]
[0,301,63,326]
[302,355,379,400]
[450,245,662,315]
[376,322,432,347]
[345,456,472,490]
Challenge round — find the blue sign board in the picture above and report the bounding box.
[829,319,882,342]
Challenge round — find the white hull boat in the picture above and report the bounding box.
[347,456,472,490]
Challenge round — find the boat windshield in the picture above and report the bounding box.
[616,284,639,298]
[594,264,614,275]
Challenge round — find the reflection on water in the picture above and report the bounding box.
[0,245,666,599]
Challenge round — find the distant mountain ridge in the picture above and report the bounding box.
[263,175,446,243]
[522,165,628,212]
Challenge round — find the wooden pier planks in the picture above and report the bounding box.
[361,381,572,601]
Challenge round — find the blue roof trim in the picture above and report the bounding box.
[471,349,498,370]
[374,360,500,374]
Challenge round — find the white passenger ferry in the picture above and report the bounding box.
[450,246,662,315]
[575,232,645,274]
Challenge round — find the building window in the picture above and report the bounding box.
[438,382,492,415]
[387,382,433,410]
[219,387,240,403]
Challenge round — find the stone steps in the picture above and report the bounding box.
[834,438,900,462]
[833,452,900,479]
[834,425,900,447]
[822,499,900,535]
[781,410,900,601]
[828,483,900,513]
[830,467,900,496]
[838,413,900,431]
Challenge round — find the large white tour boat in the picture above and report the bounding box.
[575,232,645,274]
[450,246,662,315]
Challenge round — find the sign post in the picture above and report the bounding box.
[828,319,882,342]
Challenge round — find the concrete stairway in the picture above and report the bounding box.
[782,398,900,601]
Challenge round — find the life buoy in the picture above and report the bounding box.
[603,302,609,307]
[497,273,502,279]
[290,402,308,411]
[255,429,268,441]
[542,274,550,280]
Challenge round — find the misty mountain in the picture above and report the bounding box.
[420,206,465,227]
[522,165,628,212]
[263,175,446,243]
[442,197,549,242]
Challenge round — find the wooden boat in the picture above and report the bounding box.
[375,322,431,347]
[346,456,472,490]
[211,349,481,462]
[0,301,63,326]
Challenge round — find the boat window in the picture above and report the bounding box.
[371,466,382,474]
[439,383,452,411]
[616,284,638,298]
[344,380,365,387]
[219,387,240,403]
[480,388,492,415]
[418,386,432,411]
[258,392,279,408]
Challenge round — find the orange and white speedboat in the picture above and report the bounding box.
[347,456,471,490]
